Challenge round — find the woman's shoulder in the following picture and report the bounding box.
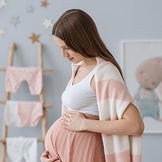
[95,57,123,82]
[95,57,119,73]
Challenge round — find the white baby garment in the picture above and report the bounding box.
[6,137,37,162]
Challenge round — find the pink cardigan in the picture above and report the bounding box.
[62,57,142,162]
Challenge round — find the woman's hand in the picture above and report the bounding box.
[40,151,60,162]
[61,111,86,131]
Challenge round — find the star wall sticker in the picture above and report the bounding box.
[42,18,53,29]
[0,0,6,8]
[26,5,34,14]
[10,16,21,27]
[41,0,49,8]
[29,33,40,43]
[0,28,5,37]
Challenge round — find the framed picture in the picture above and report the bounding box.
[120,40,162,134]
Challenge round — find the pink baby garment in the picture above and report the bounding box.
[5,66,43,95]
[4,101,43,127]
[6,137,37,162]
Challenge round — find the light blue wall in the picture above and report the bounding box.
[0,0,162,161]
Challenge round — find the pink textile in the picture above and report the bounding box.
[18,101,43,127]
[105,150,141,162]
[4,101,43,127]
[5,66,43,95]
[45,115,105,162]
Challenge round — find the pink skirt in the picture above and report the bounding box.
[45,116,105,162]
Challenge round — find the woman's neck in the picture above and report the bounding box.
[81,58,96,67]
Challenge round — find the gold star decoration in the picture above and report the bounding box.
[41,0,48,8]
[28,33,40,43]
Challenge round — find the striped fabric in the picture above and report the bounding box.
[70,57,142,162]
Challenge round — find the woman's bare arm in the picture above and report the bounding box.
[62,104,144,136]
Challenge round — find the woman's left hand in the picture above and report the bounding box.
[40,151,60,162]
[61,111,86,131]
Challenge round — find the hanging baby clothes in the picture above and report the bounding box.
[6,137,37,162]
[5,66,43,95]
[4,101,43,127]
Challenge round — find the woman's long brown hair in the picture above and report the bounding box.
[52,9,124,79]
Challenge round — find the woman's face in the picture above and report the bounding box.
[53,35,84,64]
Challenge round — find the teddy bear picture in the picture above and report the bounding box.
[121,40,162,133]
[134,56,162,120]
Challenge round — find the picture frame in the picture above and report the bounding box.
[120,40,162,134]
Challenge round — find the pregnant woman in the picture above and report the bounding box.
[41,9,144,162]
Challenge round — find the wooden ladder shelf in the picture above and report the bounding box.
[0,42,53,162]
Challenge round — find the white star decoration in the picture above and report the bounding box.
[10,16,21,27]
[42,18,53,29]
[0,28,5,36]
[0,0,6,8]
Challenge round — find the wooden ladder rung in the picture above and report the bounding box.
[0,67,53,72]
[0,100,53,108]
[0,138,44,143]
[0,138,5,143]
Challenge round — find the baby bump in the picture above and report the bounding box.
[44,117,74,157]
[44,116,105,162]
[44,117,63,153]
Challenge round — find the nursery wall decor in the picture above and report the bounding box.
[121,40,162,134]
[41,0,49,8]
[0,0,6,8]
[0,42,53,162]
[0,29,5,37]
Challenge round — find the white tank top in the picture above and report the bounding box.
[61,67,99,116]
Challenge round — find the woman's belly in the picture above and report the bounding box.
[44,114,105,162]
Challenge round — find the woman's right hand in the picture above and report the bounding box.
[40,151,60,162]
